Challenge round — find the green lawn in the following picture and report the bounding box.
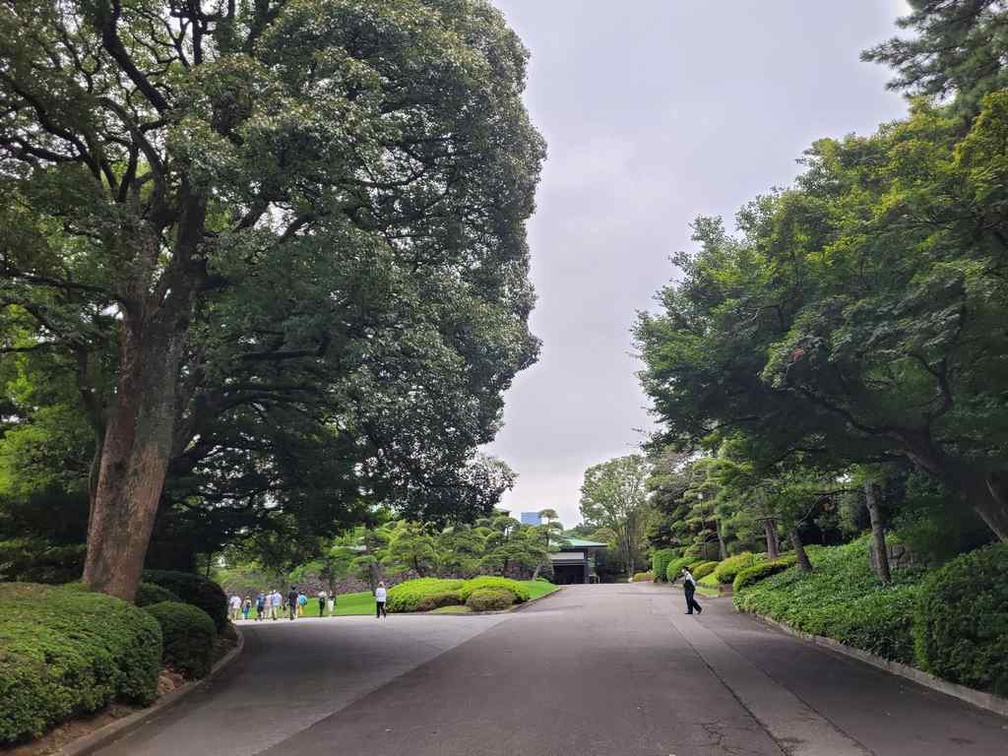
[240,580,558,619]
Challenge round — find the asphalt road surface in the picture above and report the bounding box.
[94,584,1007,756]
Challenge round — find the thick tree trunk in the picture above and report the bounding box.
[763,519,780,559]
[864,481,891,584]
[789,528,813,572]
[82,317,188,601]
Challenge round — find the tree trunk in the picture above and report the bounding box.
[82,316,189,601]
[763,519,780,559]
[789,528,812,572]
[716,523,728,560]
[864,481,891,584]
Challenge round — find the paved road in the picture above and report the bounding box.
[95,585,1007,756]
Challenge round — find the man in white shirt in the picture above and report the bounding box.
[229,594,241,621]
[681,567,703,615]
[375,582,388,619]
[270,590,282,620]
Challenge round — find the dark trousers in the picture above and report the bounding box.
[684,586,702,614]
[376,601,386,618]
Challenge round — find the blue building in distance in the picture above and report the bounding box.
[520,511,542,526]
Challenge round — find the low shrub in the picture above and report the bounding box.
[735,540,919,665]
[142,570,228,632]
[458,576,530,603]
[733,555,798,592]
[650,548,679,582]
[713,552,761,584]
[386,579,464,612]
[465,588,515,611]
[135,582,181,607]
[143,602,216,680]
[0,583,162,744]
[631,570,655,582]
[691,562,719,580]
[665,556,693,582]
[913,544,1008,695]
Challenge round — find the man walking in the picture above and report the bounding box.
[287,586,299,621]
[270,589,282,620]
[375,581,388,619]
[682,567,703,615]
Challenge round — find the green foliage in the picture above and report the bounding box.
[913,544,1008,695]
[0,539,84,584]
[650,548,680,583]
[135,583,182,607]
[457,576,530,603]
[691,561,719,580]
[713,553,760,585]
[0,583,162,744]
[142,570,227,633]
[732,555,797,592]
[465,587,515,611]
[385,579,465,613]
[142,602,216,680]
[735,541,920,664]
[666,556,694,582]
[580,455,651,577]
[631,571,655,582]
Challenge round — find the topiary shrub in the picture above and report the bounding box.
[465,587,515,611]
[631,570,655,582]
[712,552,761,584]
[135,582,182,607]
[458,576,530,603]
[142,570,227,632]
[0,583,162,744]
[913,544,1008,695]
[142,602,216,680]
[691,561,719,580]
[733,555,798,592]
[386,578,465,612]
[650,548,679,583]
[665,556,693,582]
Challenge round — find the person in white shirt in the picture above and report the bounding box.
[229,594,241,621]
[270,590,282,620]
[375,582,387,619]
[681,567,703,615]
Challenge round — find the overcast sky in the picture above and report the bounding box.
[485,1,911,528]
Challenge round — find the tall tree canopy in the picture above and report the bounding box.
[579,454,650,577]
[0,0,544,599]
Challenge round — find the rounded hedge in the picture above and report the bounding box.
[465,588,515,611]
[135,582,182,607]
[665,556,693,582]
[631,570,654,582]
[733,555,798,593]
[457,576,529,603]
[713,552,760,584]
[691,561,719,580]
[650,548,679,583]
[0,583,162,744]
[913,544,1008,695]
[386,579,464,612]
[143,602,216,680]
[142,570,228,632]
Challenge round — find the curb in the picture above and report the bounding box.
[742,610,1008,719]
[58,625,246,756]
[510,585,564,611]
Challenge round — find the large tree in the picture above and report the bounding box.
[0,0,544,598]
[579,455,650,578]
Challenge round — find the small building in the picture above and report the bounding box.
[520,511,542,526]
[549,538,607,584]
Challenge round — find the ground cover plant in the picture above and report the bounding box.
[734,540,922,665]
[712,553,761,585]
[0,583,162,744]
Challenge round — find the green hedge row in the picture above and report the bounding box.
[0,539,86,585]
[691,561,719,580]
[135,582,182,607]
[712,552,760,584]
[665,556,693,582]
[143,570,228,632]
[651,549,680,582]
[465,588,515,611]
[386,577,530,612]
[733,555,797,592]
[0,583,162,744]
[143,602,216,680]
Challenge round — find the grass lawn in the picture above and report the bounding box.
[240,580,559,620]
[429,605,473,614]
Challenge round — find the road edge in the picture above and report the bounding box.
[742,609,1008,719]
[510,584,564,611]
[58,624,247,756]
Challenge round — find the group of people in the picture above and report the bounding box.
[228,587,338,622]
